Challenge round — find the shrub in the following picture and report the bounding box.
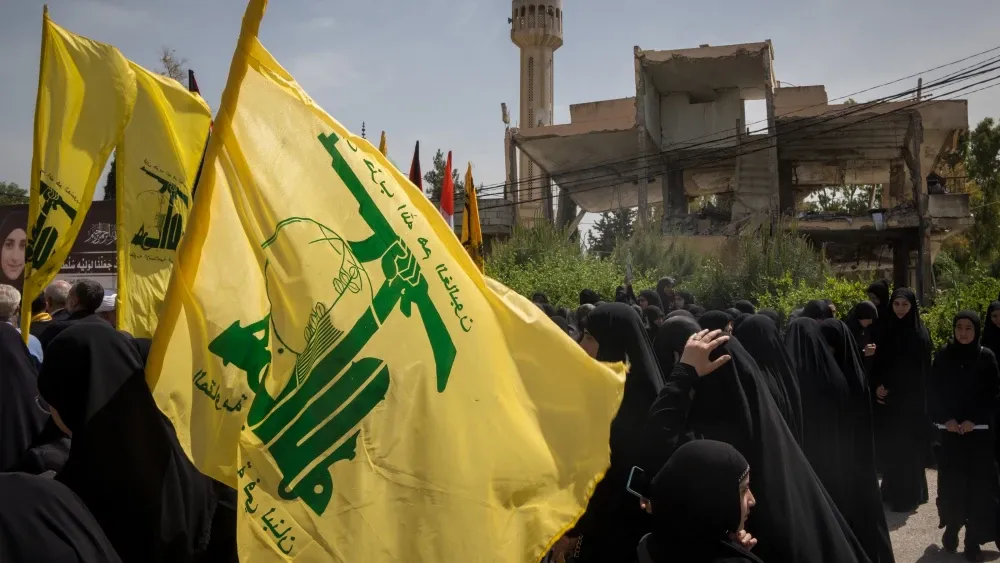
[755,275,869,328]
[682,223,830,310]
[487,224,652,309]
[923,275,1000,349]
[610,224,701,282]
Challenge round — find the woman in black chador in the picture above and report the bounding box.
[930,311,1000,561]
[870,287,930,512]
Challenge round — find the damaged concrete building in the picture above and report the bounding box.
[508,36,972,299]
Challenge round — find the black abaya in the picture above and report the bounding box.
[37,323,233,563]
[732,314,803,445]
[639,440,762,563]
[646,337,872,563]
[930,311,1000,547]
[572,303,664,563]
[819,318,896,563]
[0,322,46,471]
[0,472,122,562]
[871,287,931,512]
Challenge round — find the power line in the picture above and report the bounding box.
[456,59,1000,206]
[476,75,1000,212]
[461,46,1000,197]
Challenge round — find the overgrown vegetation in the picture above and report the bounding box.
[486,223,653,308]
[486,116,1000,346]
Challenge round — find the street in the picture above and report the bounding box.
[890,470,1000,562]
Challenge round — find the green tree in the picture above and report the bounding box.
[965,118,1000,264]
[802,185,882,214]
[0,181,28,205]
[423,149,464,201]
[587,208,634,256]
[159,47,187,82]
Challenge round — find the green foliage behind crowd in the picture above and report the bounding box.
[486,222,1000,351]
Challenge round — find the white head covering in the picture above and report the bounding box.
[96,293,116,313]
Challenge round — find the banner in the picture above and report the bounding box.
[147,1,624,560]
[21,8,136,337]
[116,63,212,338]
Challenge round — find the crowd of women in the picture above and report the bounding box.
[537,278,1000,563]
[3,274,1000,562]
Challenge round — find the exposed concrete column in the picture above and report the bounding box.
[634,48,650,227]
[667,167,686,216]
[763,54,780,214]
[887,160,906,208]
[778,159,795,214]
[893,238,910,290]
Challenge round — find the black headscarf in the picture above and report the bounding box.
[820,319,867,395]
[930,311,1000,432]
[579,289,601,306]
[667,309,694,320]
[37,323,223,563]
[531,291,549,304]
[615,285,630,304]
[846,301,878,348]
[867,280,891,314]
[676,290,695,309]
[817,318,895,563]
[725,308,743,319]
[641,440,761,563]
[655,336,871,563]
[732,313,751,332]
[573,303,665,561]
[802,299,833,320]
[0,473,122,562]
[656,277,675,312]
[652,316,701,377]
[638,289,663,311]
[981,301,1000,360]
[688,305,706,319]
[757,309,780,327]
[550,316,579,341]
[733,300,756,315]
[732,314,803,445]
[643,306,665,341]
[0,322,46,471]
[699,310,733,333]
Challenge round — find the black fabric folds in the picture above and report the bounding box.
[37,323,228,563]
[930,311,1000,545]
[733,300,756,315]
[732,314,803,445]
[817,318,896,563]
[0,322,46,471]
[699,310,733,333]
[573,303,664,562]
[647,336,872,563]
[870,287,930,512]
[802,300,833,320]
[982,301,1000,360]
[0,472,122,562]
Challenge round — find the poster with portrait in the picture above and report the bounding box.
[0,201,117,294]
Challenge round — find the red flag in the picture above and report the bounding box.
[409,141,422,191]
[440,150,454,228]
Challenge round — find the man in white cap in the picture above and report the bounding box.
[96,292,116,328]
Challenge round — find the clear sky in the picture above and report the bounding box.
[2,0,1000,231]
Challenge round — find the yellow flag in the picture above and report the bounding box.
[378,130,387,156]
[116,62,212,338]
[460,163,484,272]
[147,1,624,560]
[21,8,136,337]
